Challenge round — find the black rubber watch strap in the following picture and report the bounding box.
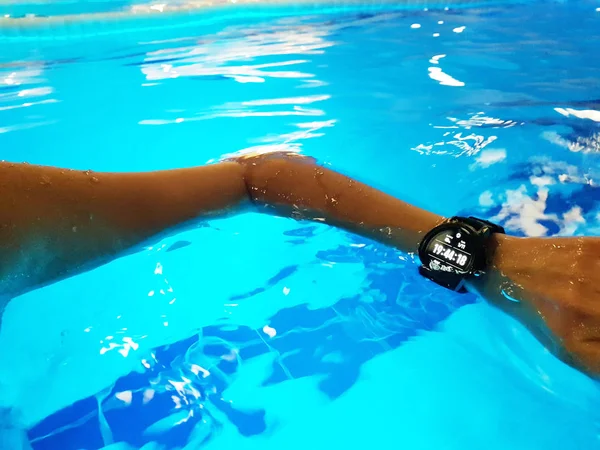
[453,216,505,236]
[418,266,468,293]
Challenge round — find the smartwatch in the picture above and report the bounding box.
[417,216,505,293]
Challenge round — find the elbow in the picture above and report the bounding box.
[234,151,317,204]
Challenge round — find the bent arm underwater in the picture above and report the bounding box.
[1,152,599,378]
[0,152,442,298]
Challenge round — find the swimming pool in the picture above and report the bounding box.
[0,0,599,448]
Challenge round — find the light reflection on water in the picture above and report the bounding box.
[0,2,599,450]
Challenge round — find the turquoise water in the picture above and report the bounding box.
[1,1,600,449]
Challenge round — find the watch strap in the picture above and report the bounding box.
[452,216,505,236]
[418,266,468,293]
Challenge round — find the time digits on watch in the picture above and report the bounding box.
[417,216,505,293]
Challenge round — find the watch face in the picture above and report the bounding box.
[420,225,478,275]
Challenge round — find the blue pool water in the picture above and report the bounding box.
[1,1,600,449]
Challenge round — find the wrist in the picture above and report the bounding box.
[464,233,515,294]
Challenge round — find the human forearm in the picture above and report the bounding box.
[0,152,443,297]
[240,152,445,254]
[0,161,247,296]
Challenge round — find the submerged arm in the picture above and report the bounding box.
[0,161,248,297]
[239,152,444,252]
[2,152,600,376]
[0,153,442,298]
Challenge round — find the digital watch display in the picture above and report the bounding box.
[417,216,505,293]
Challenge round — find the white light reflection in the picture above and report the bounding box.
[445,113,518,129]
[99,343,119,355]
[253,118,334,145]
[115,391,133,405]
[0,86,55,112]
[150,3,166,12]
[413,132,497,158]
[0,64,57,133]
[99,336,140,357]
[140,22,333,82]
[169,379,188,396]
[123,337,139,350]
[1,67,44,86]
[453,26,466,33]
[479,191,494,207]
[481,154,595,236]
[0,120,57,134]
[221,348,239,362]
[17,86,52,97]
[138,20,336,117]
[542,130,600,154]
[561,206,585,235]
[533,158,595,186]
[230,75,264,83]
[190,364,210,378]
[263,325,277,338]
[139,106,327,125]
[241,94,330,107]
[300,79,328,88]
[490,184,590,237]
[493,185,552,236]
[216,119,335,161]
[138,17,351,163]
[429,54,446,65]
[143,389,155,403]
[469,148,507,170]
[174,410,194,426]
[146,59,313,81]
[428,67,465,87]
[554,107,600,123]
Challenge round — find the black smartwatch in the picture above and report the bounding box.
[417,216,505,293]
